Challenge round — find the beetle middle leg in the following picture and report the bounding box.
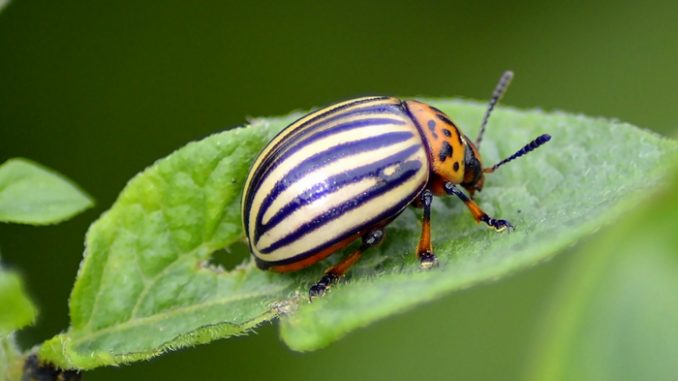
[417,189,438,269]
[444,182,514,231]
[309,229,385,300]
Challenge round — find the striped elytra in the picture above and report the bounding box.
[240,72,552,298]
[242,96,469,271]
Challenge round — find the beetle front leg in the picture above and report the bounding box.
[417,189,438,269]
[443,182,513,232]
[309,229,385,301]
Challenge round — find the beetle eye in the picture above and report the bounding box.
[463,143,482,184]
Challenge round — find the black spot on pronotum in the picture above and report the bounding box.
[442,129,452,137]
[439,141,453,162]
[436,113,454,126]
[453,162,460,172]
[427,120,438,139]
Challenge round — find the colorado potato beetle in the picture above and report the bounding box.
[241,71,551,299]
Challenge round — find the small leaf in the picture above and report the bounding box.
[0,266,37,334]
[525,172,678,381]
[39,100,678,369]
[0,158,94,225]
[0,265,37,381]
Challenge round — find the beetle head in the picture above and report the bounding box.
[460,137,485,197]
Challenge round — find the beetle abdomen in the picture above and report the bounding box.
[242,97,430,270]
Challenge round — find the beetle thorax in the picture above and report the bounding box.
[403,100,477,194]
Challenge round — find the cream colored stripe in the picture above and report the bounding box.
[252,147,429,261]
[256,178,379,251]
[247,111,408,225]
[271,106,406,160]
[260,136,418,224]
[242,97,397,203]
[247,121,414,234]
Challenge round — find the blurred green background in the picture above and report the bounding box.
[1,1,677,380]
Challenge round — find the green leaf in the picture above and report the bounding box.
[0,266,37,335]
[0,0,9,14]
[0,266,37,381]
[0,158,93,225]
[525,171,678,381]
[39,118,298,370]
[280,100,678,350]
[39,99,678,369]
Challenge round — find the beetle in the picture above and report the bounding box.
[241,71,551,299]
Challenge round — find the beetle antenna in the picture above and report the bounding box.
[476,70,514,148]
[483,134,551,173]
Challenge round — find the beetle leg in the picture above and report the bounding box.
[417,189,438,269]
[443,182,514,232]
[309,229,384,301]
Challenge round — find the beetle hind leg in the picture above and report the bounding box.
[309,229,384,301]
[417,189,439,269]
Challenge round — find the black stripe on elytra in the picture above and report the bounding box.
[254,103,406,183]
[250,120,409,208]
[245,114,406,229]
[256,144,421,236]
[401,100,434,172]
[295,96,390,131]
[252,131,415,237]
[244,98,390,223]
[257,158,422,254]
[253,177,425,268]
[249,115,405,197]
[244,102,404,202]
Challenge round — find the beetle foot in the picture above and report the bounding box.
[308,284,328,301]
[482,216,514,232]
[492,219,514,232]
[308,273,339,301]
[419,251,439,270]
